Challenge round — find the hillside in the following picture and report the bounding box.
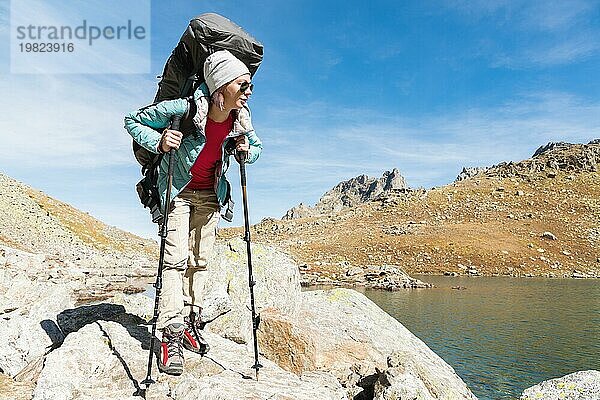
[221,140,600,282]
[0,173,156,258]
[0,173,158,301]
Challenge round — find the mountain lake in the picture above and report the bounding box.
[308,275,599,399]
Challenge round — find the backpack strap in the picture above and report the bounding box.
[178,96,198,138]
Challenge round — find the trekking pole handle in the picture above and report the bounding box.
[169,115,181,131]
[237,149,248,165]
[167,115,181,170]
[170,115,181,131]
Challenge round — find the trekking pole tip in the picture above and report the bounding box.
[134,387,147,399]
[252,362,263,380]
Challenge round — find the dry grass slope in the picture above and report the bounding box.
[0,173,157,259]
[25,187,156,258]
[221,143,600,279]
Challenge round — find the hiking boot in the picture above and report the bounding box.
[183,311,210,355]
[158,323,184,375]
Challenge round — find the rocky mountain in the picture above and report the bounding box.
[0,172,158,302]
[456,139,600,182]
[223,140,600,281]
[283,168,407,219]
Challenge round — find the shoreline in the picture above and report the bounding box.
[298,269,599,291]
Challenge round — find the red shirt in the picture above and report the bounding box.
[187,114,233,190]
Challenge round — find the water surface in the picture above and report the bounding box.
[309,276,600,399]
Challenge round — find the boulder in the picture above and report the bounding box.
[0,248,78,376]
[33,321,151,400]
[364,265,432,290]
[258,288,477,399]
[202,239,302,344]
[541,232,557,240]
[373,351,436,400]
[2,238,476,399]
[520,370,600,400]
[33,321,347,400]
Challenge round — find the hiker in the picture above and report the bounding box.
[124,50,262,375]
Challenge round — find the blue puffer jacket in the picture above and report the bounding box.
[124,83,262,216]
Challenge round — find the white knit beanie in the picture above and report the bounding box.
[203,50,250,95]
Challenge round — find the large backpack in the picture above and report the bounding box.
[134,13,263,225]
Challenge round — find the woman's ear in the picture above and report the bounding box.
[211,91,225,111]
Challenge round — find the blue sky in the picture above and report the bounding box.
[0,0,599,239]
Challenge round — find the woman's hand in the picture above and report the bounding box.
[235,135,249,152]
[234,135,249,163]
[160,129,182,152]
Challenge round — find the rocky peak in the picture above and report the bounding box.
[283,168,408,219]
[455,139,599,182]
[532,141,574,157]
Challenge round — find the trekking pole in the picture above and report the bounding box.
[238,150,263,380]
[141,115,181,392]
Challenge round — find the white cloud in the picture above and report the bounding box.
[444,0,600,67]
[522,0,595,32]
[0,5,7,30]
[0,74,156,168]
[254,91,600,200]
[526,34,599,65]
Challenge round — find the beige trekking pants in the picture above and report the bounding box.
[156,189,220,330]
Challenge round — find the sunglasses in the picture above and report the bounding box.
[239,81,254,93]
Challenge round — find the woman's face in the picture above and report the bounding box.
[223,74,252,111]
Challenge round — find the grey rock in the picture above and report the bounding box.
[2,224,473,399]
[346,266,364,277]
[364,265,432,290]
[520,370,600,400]
[34,321,347,400]
[33,321,151,400]
[199,290,233,323]
[533,142,573,157]
[453,141,600,181]
[541,232,557,240]
[0,249,77,376]
[374,352,436,400]
[258,288,476,399]
[283,168,408,219]
[282,202,314,220]
[455,167,489,182]
[203,239,302,344]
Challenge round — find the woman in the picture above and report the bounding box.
[124,50,262,375]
